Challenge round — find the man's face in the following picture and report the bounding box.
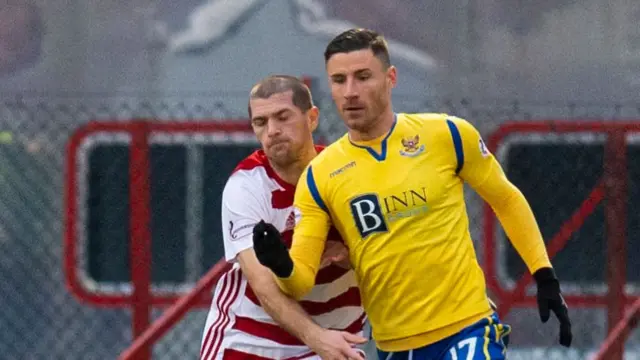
[249,91,318,167]
[326,49,396,133]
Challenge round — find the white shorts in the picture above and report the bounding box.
[209,335,367,360]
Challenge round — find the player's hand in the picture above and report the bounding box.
[534,267,572,347]
[252,220,293,278]
[306,329,367,360]
[320,240,351,269]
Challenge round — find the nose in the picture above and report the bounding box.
[266,119,281,137]
[343,78,359,100]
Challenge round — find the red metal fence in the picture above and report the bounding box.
[61,118,640,359]
[484,121,640,360]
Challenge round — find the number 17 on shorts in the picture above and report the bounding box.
[444,326,508,360]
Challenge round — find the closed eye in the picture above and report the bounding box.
[331,75,346,84]
[251,117,266,127]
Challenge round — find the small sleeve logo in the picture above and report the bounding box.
[479,138,490,157]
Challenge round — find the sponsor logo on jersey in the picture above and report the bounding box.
[350,187,428,238]
[229,220,256,240]
[330,161,357,178]
[479,138,490,157]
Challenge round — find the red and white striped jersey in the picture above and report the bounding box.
[200,148,365,360]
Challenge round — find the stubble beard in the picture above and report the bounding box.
[344,89,389,135]
[267,143,301,170]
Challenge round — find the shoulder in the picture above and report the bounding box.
[399,112,449,123]
[398,112,479,138]
[224,150,272,200]
[221,161,275,218]
[307,136,350,172]
[398,112,471,128]
[440,115,479,135]
[295,137,351,194]
[231,149,269,175]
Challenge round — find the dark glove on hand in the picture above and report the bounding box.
[252,220,293,278]
[534,267,572,347]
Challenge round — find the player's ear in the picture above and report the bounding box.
[307,106,319,132]
[386,65,397,88]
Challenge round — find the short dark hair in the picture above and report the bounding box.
[324,28,390,67]
[248,75,313,118]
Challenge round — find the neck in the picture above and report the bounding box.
[349,107,395,142]
[271,144,317,186]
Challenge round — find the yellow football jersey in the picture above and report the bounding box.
[278,113,551,351]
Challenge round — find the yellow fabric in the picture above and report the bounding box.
[277,113,551,351]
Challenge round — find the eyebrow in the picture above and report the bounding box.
[330,68,372,77]
[273,109,290,117]
[251,108,290,122]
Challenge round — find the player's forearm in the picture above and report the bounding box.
[275,233,325,299]
[475,166,552,273]
[493,189,552,272]
[275,262,317,300]
[255,286,323,344]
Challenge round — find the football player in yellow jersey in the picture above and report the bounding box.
[253,28,572,360]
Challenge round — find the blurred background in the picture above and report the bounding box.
[1,0,640,359]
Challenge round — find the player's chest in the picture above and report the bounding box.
[263,185,297,235]
[261,203,297,247]
[327,147,456,217]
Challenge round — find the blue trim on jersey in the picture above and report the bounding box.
[348,114,398,161]
[306,166,328,212]
[446,119,464,174]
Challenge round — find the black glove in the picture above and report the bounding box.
[534,267,572,347]
[252,220,293,278]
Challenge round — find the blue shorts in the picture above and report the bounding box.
[376,313,511,360]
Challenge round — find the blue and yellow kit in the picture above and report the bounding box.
[277,113,551,352]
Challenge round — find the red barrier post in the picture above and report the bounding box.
[129,120,153,360]
[119,260,231,360]
[603,130,628,360]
